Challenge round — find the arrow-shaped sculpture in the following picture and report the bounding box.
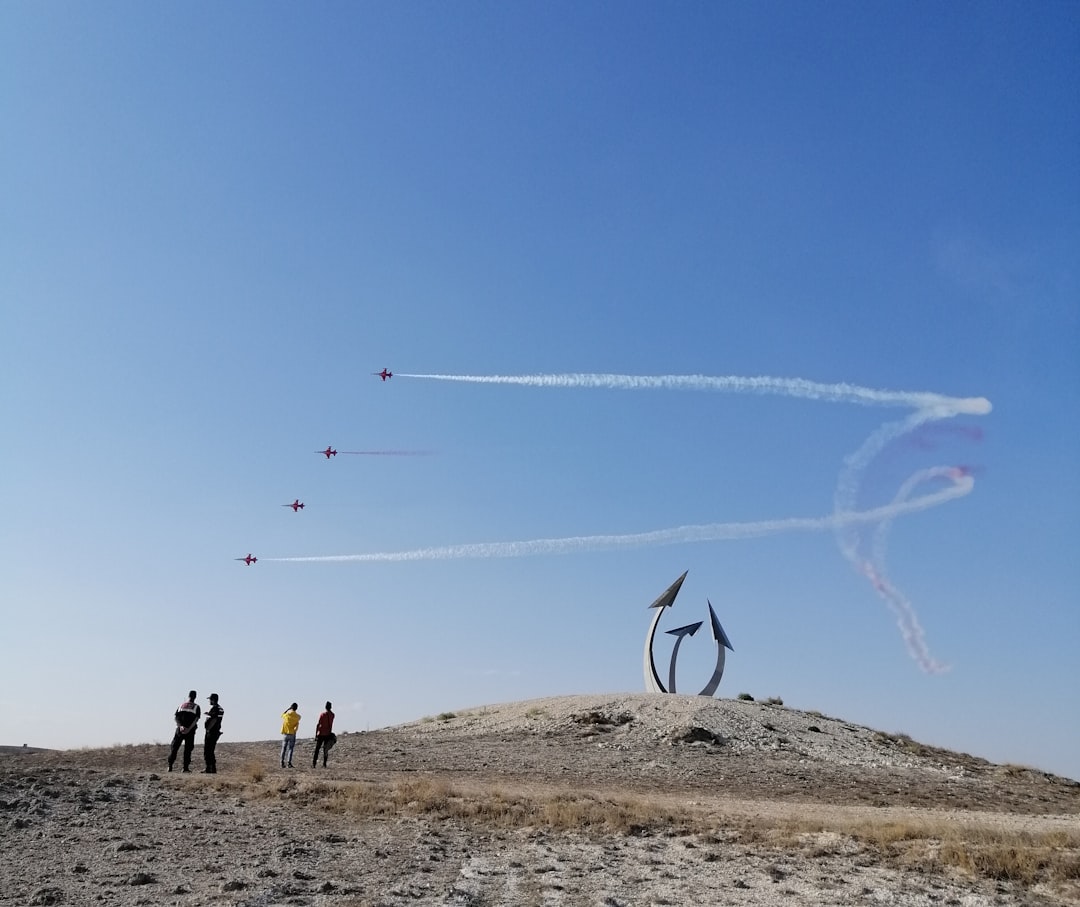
[697,599,735,696]
[665,621,703,693]
[642,570,687,694]
[643,574,735,696]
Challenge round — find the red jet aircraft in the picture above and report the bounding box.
[282,499,305,512]
[317,447,337,458]
[374,368,392,381]
[235,554,257,566]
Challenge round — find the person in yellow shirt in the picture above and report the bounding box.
[280,703,300,768]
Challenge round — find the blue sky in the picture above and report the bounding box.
[2,3,1077,779]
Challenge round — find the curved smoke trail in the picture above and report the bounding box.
[274,372,991,671]
[856,466,971,675]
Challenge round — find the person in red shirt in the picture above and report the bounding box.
[312,701,335,768]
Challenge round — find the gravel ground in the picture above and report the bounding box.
[2,693,1077,907]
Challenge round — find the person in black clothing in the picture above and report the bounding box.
[202,693,224,773]
[168,690,201,772]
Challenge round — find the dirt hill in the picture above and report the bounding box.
[2,693,1077,906]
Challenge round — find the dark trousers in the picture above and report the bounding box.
[168,727,196,770]
[313,735,331,766]
[204,731,221,772]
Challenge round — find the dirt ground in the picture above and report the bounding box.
[2,693,1077,906]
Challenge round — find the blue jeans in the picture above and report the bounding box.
[281,734,296,766]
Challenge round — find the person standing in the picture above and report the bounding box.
[312,701,335,768]
[280,703,300,768]
[202,693,224,773]
[168,691,201,773]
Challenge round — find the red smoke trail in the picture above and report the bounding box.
[337,450,435,456]
[848,465,977,674]
[857,558,948,674]
[833,406,986,672]
[904,422,984,452]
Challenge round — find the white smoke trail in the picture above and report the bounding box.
[398,373,992,415]
[266,472,973,563]
[855,466,968,675]
[833,409,940,562]
[274,371,991,672]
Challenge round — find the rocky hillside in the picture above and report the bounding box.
[356,692,1079,814]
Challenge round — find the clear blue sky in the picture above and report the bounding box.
[2,3,1077,779]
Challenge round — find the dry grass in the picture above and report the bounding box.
[317,776,686,834]
[734,813,1080,890]
[211,774,689,835]
[998,762,1041,779]
[934,829,1080,884]
[204,772,1080,892]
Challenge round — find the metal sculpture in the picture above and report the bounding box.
[643,571,734,695]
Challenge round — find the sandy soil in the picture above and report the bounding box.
[2,693,1077,906]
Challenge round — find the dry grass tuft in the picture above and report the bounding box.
[732,813,1080,891]
[215,774,690,836]
[336,777,688,834]
[934,831,1080,884]
[997,762,1037,778]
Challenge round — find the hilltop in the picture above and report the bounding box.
[2,693,1077,906]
